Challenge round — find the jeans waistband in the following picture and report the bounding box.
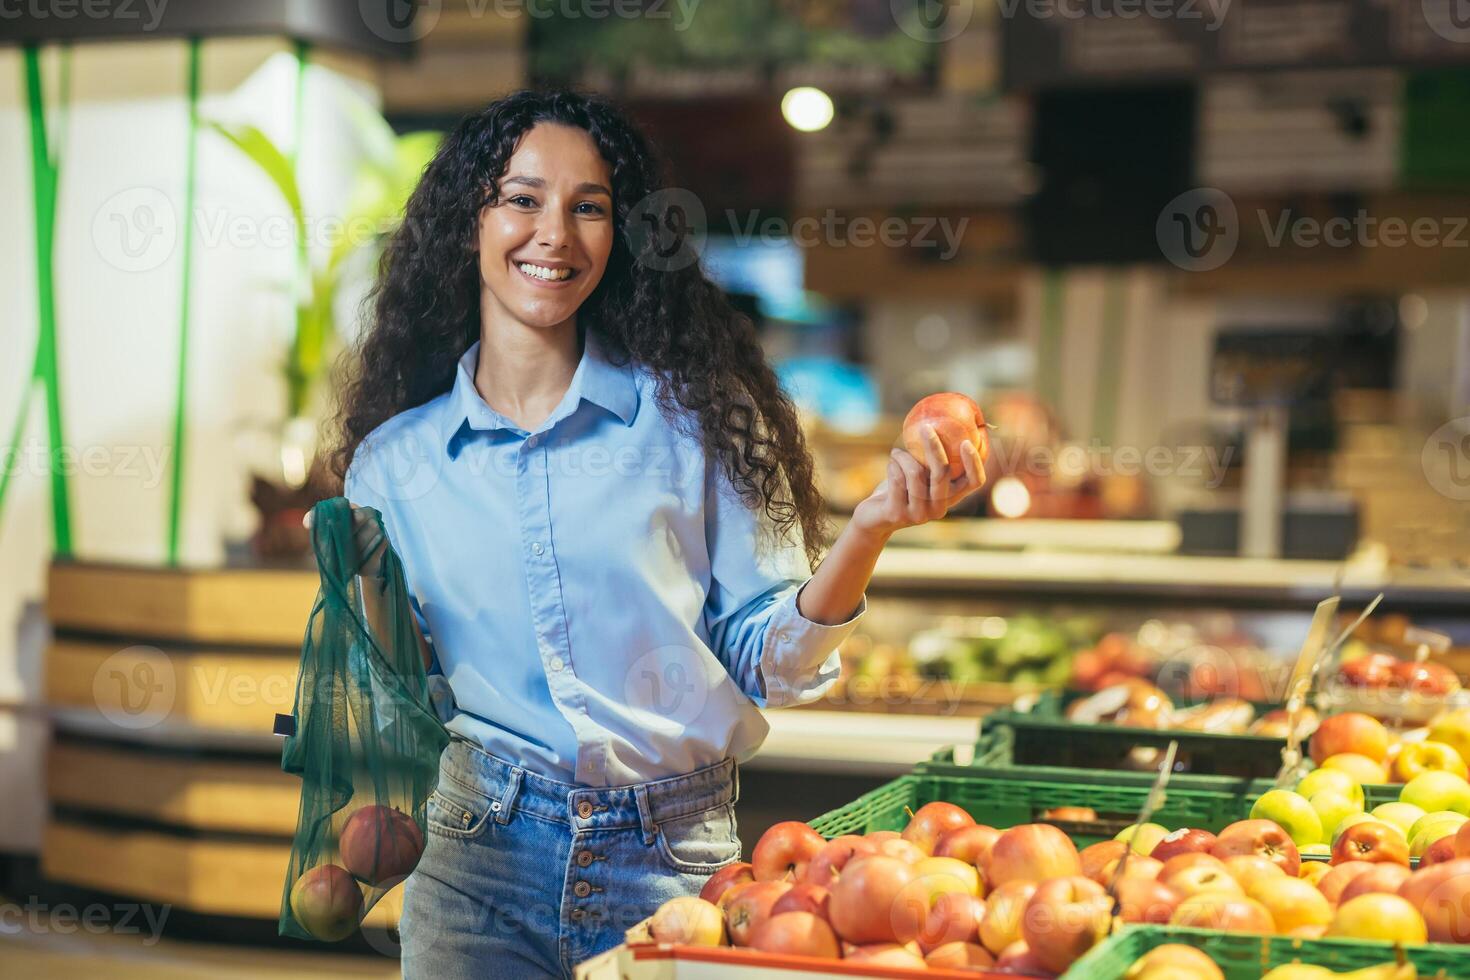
[437,735,738,839]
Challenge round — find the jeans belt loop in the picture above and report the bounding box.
[634,784,658,845]
[494,766,524,825]
[730,758,740,805]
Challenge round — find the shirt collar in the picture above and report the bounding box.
[442,331,639,456]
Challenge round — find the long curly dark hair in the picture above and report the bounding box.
[326,88,827,569]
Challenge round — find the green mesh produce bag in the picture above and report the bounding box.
[276,496,449,941]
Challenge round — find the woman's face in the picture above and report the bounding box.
[476,122,615,333]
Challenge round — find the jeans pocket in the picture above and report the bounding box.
[652,801,742,874]
[426,772,495,840]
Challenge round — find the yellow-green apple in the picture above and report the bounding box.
[1246,876,1332,933]
[1321,753,1390,785]
[1337,863,1412,904]
[725,880,793,946]
[770,882,830,920]
[1326,894,1427,944]
[1331,821,1410,866]
[1123,944,1224,980]
[1020,875,1111,974]
[1298,861,1333,887]
[1428,709,1470,766]
[924,941,995,970]
[1297,768,1365,808]
[1251,790,1324,848]
[752,821,825,882]
[289,864,363,941]
[1371,802,1427,837]
[749,911,839,957]
[1300,843,1332,858]
[1392,740,1468,782]
[1409,812,1468,858]
[1311,713,1390,765]
[978,880,1036,955]
[915,892,985,952]
[1169,892,1273,932]
[1211,819,1302,875]
[1316,861,1373,903]
[1402,771,1470,816]
[701,861,755,905]
[650,896,727,946]
[1115,822,1169,855]
[988,824,1081,887]
[1398,858,1470,943]
[1308,790,1362,843]
[827,855,921,945]
[912,856,982,900]
[1150,828,1217,864]
[1113,874,1182,924]
[902,801,975,855]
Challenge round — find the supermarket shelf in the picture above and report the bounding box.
[870,546,1470,611]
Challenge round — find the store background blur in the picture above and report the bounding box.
[1,1,1468,976]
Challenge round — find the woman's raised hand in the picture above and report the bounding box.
[848,424,986,537]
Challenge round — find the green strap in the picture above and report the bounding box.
[6,45,73,555]
[165,38,203,566]
[1092,271,1125,446]
[1036,269,1065,412]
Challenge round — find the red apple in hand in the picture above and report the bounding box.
[725,880,792,946]
[902,393,988,480]
[988,824,1081,887]
[1210,819,1301,876]
[339,805,424,887]
[827,855,923,945]
[1331,821,1409,867]
[749,911,840,958]
[290,864,363,941]
[699,861,754,906]
[752,821,824,882]
[902,801,975,854]
[1020,876,1111,974]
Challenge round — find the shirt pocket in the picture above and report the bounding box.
[425,772,495,840]
[652,801,742,875]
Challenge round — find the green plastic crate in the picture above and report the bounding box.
[1062,925,1470,979]
[808,770,1252,847]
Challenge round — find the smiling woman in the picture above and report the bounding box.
[320,88,982,979]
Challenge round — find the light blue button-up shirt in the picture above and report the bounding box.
[343,332,865,786]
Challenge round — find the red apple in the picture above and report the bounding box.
[338,805,424,887]
[1421,835,1459,868]
[915,891,986,952]
[1310,713,1390,765]
[752,821,824,882]
[865,830,901,844]
[1211,819,1301,876]
[1158,852,1225,881]
[725,880,791,946]
[995,940,1051,976]
[649,896,726,946]
[902,801,976,855]
[748,911,839,958]
[1457,817,1470,859]
[699,861,754,906]
[1339,863,1413,903]
[902,392,988,481]
[1338,652,1398,688]
[1331,821,1409,867]
[770,882,829,921]
[1020,876,1110,974]
[803,836,876,888]
[827,855,923,945]
[925,941,996,970]
[1163,862,1243,898]
[1150,828,1217,864]
[1392,659,1461,697]
[1398,858,1470,943]
[988,824,1081,887]
[978,880,1037,955]
[1169,892,1273,932]
[1097,854,1162,888]
[289,864,363,941]
[875,837,927,864]
[1078,840,1128,884]
[1318,861,1375,904]
[935,824,1001,871]
[1114,874,1182,924]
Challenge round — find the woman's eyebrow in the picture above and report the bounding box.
[503,174,611,196]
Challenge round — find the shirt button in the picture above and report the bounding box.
[531,542,545,556]
[576,800,594,819]
[549,657,565,672]
[526,435,539,448]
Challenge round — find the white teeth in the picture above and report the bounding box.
[517,262,572,281]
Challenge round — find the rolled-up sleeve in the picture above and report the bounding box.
[703,472,866,709]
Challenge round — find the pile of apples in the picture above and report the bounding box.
[1063,678,1316,739]
[1302,709,1470,786]
[1335,651,1460,699]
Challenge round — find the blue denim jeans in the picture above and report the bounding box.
[399,735,742,979]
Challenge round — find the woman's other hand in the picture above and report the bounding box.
[303,503,386,577]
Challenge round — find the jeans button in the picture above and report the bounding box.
[570,908,585,921]
[576,849,595,867]
[574,881,592,898]
[577,800,594,819]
